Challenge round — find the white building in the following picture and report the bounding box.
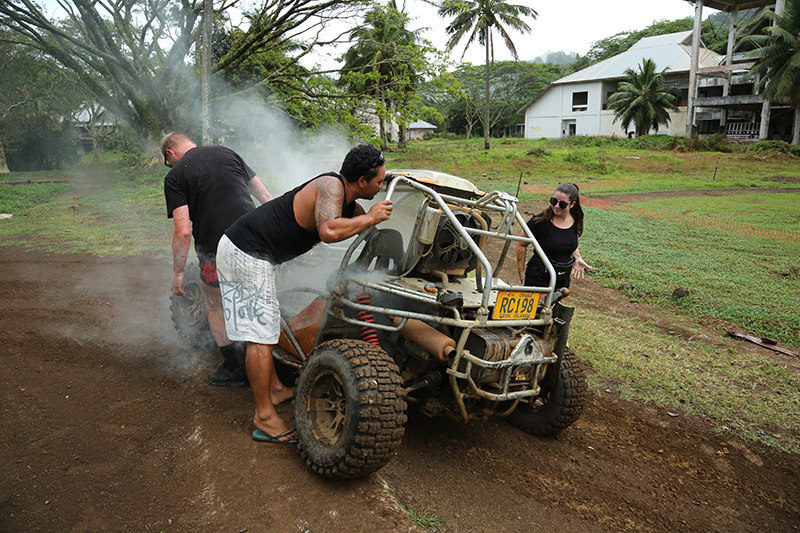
[518,31,723,139]
[405,120,437,140]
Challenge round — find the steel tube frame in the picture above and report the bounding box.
[292,175,561,421]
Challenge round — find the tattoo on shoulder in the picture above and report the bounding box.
[315,176,343,228]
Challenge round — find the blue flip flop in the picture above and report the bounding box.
[252,428,298,444]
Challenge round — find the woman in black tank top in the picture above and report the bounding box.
[516,183,594,289]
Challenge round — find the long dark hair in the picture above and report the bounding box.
[535,182,584,236]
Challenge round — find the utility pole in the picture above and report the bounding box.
[202,0,212,145]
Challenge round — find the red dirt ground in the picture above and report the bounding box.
[2,242,798,532]
[3,178,800,532]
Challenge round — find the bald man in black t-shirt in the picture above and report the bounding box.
[162,132,287,393]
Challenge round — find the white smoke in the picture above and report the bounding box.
[210,93,353,196]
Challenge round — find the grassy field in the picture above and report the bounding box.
[1,135,798,452]
[0,162,169,255]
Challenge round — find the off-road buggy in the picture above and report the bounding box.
[170,169,588,480]
[273,170,588,479]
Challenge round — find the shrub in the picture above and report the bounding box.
[5,118,80,171]
[561,148,613,174]
[526,147,551,158]
[561,135,619,148]
[746,140,799,156]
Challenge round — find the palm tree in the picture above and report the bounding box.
[438,0,537,149]
[745,2,800,145]
[607,58,681,138]
[340,0,422,150]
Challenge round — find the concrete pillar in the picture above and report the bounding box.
[759,100,771,139]
[720,7,739,131]
[686,0,703,137]
[776,0,796,143]
[759,1,785,140]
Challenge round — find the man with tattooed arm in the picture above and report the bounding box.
[216,144,392,444]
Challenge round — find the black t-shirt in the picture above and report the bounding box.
[164,145,257,262]
[524,211,579,288]
[225,173,356,265]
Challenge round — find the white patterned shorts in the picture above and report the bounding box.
[216,235,281,344]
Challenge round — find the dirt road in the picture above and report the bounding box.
[1,248,798,532]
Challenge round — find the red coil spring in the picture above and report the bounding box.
[355,294,380,346]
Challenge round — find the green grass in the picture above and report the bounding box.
[388,136,800,196]
[0,171,75,214]
[0,162,171,255]
[571,310,800,454]
[627,193,800,230]
[405,506,444,531]
[583,208,800,348]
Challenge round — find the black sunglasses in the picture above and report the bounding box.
[550,197,570,209]
[164,152,172,168]
[372,152,386,168]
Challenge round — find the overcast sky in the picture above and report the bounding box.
[302,0,704,69]
[41,0,709,69]
[425,0,699,62]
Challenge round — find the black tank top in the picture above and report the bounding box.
[225,172,357,264]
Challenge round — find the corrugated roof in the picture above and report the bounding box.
[408,120,436,129]
[555,31,723,84]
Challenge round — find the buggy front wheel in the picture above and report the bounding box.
[293,339,407,479]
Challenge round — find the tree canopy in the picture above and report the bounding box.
[0,0,365,143]
[0,32,83,171]
[340,0,424,150]
[439,60,561,136]
[745,2,800,145]
[438,0,537,149]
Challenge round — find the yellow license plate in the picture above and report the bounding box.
[492,291,539,320]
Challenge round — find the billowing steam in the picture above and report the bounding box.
[210,94,353,197]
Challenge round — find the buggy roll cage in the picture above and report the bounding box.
[278,174,566,418]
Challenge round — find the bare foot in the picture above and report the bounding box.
[271,387,295,406]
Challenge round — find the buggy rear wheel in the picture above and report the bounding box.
[169,266,214,348]
[293,339,407,479]
[507,349,588,436]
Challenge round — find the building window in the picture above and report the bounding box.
[572,91,588,112]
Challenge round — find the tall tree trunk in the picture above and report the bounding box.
[793,105,800,146]
[89,122,100,162]
[484,39,491,150]
[0,136,9,173]
[398,96,408,150]
[378,115,389,152]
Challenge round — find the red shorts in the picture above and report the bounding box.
[199,262,220,287]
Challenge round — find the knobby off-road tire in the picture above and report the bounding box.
[507,349,588,436]
[169,266,214,348]
[293,339,407,479]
